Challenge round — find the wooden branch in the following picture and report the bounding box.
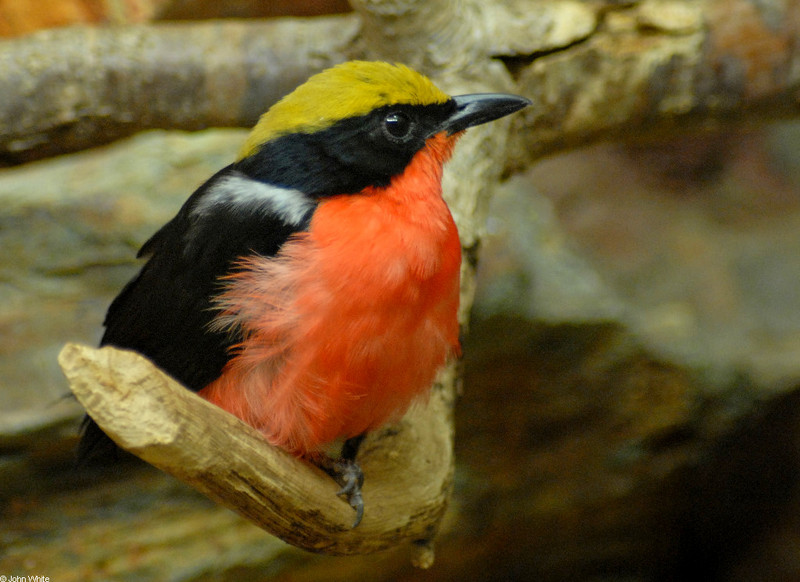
[4,1,798,169]
[505,0,800,166]
[350,0,485,72]
[58,342,454,562]
[0,16,358,165]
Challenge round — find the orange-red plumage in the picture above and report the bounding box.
[199,132,462,456]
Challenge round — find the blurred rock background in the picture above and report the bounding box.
[3,1,800,581]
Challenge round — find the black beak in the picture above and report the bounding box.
[439,93,531,135]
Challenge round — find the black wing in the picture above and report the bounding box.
[78,164,316,463]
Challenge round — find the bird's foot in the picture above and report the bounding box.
[332,458,364,528]
[316,435,366,527]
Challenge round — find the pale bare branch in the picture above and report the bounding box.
[59,342,454,560]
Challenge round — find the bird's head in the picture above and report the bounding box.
[235,61,530,196]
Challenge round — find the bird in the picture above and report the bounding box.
[77,60,530,526]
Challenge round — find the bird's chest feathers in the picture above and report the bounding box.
[308,139,461,312]
[311,187,459,306]
[205,141,461,453]
[213,147,461,343]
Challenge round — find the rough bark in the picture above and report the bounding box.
[508,0,800,168]
[3,1,799,168]
[0,16,358,165]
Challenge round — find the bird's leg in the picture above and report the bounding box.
[319,434,366,528]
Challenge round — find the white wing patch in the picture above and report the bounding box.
[194,173,316,227]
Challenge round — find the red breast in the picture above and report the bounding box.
[199,133,462,456]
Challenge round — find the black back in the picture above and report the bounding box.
[77,165,314,463]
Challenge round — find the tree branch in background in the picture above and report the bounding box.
[3,1,799,170]
[503,0,800,167]
[0,16,358,165]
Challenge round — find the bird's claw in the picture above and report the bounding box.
[333,458,364,528]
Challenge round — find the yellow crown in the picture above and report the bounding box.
[238,61,450,160]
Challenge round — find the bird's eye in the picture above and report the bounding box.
[383,112,413,141]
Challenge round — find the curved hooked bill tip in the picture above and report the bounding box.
[439,93,531,136]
